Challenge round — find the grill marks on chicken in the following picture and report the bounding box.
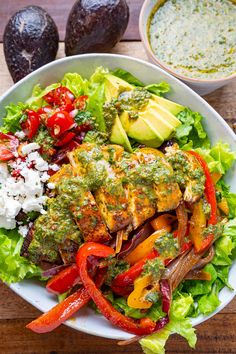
[24,143,205,265]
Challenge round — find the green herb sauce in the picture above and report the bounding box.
[149,0,236,79]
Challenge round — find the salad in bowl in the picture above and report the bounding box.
[0,65,235,354]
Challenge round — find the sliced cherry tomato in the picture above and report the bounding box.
[74,95,88,110]
[0,133,19,161]
[37,106,53,123]
[44,87,74,112]
[46,111,75,138]
[55,131,76,147]
[21,110,40,139]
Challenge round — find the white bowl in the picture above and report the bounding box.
[0,54,235,340]
[139,0,236,96]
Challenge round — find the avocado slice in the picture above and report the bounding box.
[152,95,184,116]
[144,100,181,132]
[110,115,133,152]
[104,74,133,101]
[120,113,164,148]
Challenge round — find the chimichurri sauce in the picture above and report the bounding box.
[149,0,236,79]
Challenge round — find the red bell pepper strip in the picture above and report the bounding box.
[0,133,19,161]
[21,110,40,139]
[27,269,105,333]
[188,151,217,225]
[112,249,158,289]
[76,242,156,335]
[188,151,217,252]
[27,287,90,333]
[46,264,80,295]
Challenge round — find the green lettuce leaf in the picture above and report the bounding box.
[1,102,27,133]
[195,142,236,175]
[183,264,217,297]
[216,180,236,219]
[140,294,196,354]
[0,228,42,283]
[112,68,144,87]
[26,83,60,110]
[112,68,170,96]
[175,108,210,149]
[61,73,87,97]
[85,67,107,132]
[145,82,170,97]
[198,280,222,315]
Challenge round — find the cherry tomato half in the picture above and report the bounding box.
[74,95,88,110]
[44,87,74,112]
[0,133,19,161]
[21,110,40,139]
[46,111,75,138]
[55,131,76,147]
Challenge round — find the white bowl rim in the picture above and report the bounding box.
[139,0,236,84]
[0,52,235,340]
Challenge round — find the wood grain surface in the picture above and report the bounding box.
[0,1,235,353]
[0,0,142,42]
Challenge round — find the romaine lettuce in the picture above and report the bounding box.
[0,228,42,283]
[61,73,87,97]
[175,108,210,149]
[1,102,27,133]
[195,142,236,174]
[140,294,196,354]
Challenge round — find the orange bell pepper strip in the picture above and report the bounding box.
[176,202,188,249]
[150,214,176,231]
[127,274,153,309]
[189,199,207,252]
[188,151,217,253]
[125,229,170,265]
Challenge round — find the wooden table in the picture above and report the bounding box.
[0,1,235,353]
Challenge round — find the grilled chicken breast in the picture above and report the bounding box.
[23,143,205,266]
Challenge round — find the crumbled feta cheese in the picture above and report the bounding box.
[21,143,40,156]
[15,131,26,139]
[18,225,29,238]
[28,151,48,171]
[40,172,50,183]
[0,142,53,230]
[47,182,55,189]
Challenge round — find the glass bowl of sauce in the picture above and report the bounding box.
[139,0,236,95]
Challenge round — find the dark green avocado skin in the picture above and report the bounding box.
[65,0,129,56]
[3,6,59,82]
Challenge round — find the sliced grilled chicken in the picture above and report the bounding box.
[165,144,205,203]
[69,143,131,233]
[26,196,81,264]
[136,147,182,212]
[118,153,156,229]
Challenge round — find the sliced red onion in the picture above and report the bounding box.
[42,264,69,278]
[160,279,171,314]
[192,246,215,270]
[69,109,78,118]
[118,222,153,259]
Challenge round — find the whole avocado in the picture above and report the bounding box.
[65,0,129,55]
[3,6,59,83]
